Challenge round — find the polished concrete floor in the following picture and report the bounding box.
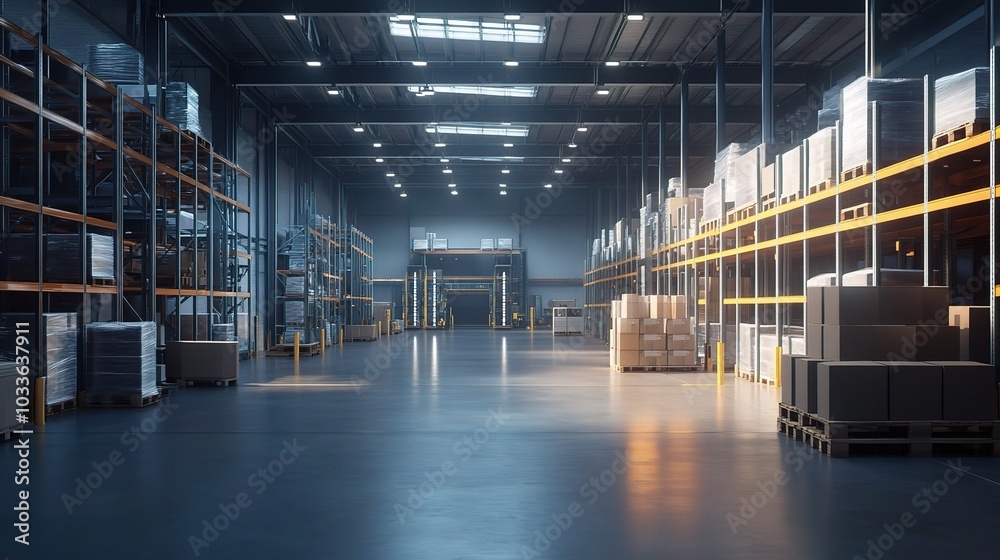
[3,329,999,559]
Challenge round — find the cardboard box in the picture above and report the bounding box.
[621,294,643,303]
[609,330,617,351]
[668,334,696,351]
[881,361,942,421]
[616,332,640,351]
[617,350,641,367]
[806,287,824,325]
[621,301,649,319]
[165,341,239,381]
[817,361,889,421]
[611,300,622,319]
[823,287,880,325]
[781,354,804,406]
[913,325,960,361]
[649,296,671,319]
[665,318,692,335]
[794,357,825,413]
[920,287,951,325]
[640,319,664,334]
[929,361,998,420]
[668,350,697,366]
[615,318,640,334]
[640,334,667,350]
[641,350,667,366]
[669,295,687,318]
[822,325,914,361]
[878,286,926,325]
[948,306,990,362]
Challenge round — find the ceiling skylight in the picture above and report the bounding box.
[432,123,530,138]
[407,85,537,98]
[390,17,546,44]
[460,156,526,163]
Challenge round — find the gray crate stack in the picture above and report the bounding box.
[731,144,786,210]
[816,84,843,129]
[87,43,145,85]
[779,146,802,199]
[782,285,995,422]
[86,322,158,398]
[840,77,924,173]
[284,301,305,324]
[933,67,989,136]
[166,82,202,137]
[713,143,752,203]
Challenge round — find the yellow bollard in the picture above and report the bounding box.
[34,377,46,425]
[386,309,392,339]
[775,346,782,388]
[293,331,300,361]
[378,321,382,340]
[716,342,725,386]
[339,328,343,345]
[529,307,534,331]
[320,328,326,354]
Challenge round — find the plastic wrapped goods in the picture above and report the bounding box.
[806,127,837,189]
[934,68,988,136]
[165,82,202,137]
[702,182,723,223]
[667,177,683,197]
[731,144,786,209]
[285,301,305,324]
[87,43,144,85]
[714,144,752,198]
[212,323,236,342]
[237,313,250,352]
[841,77,923,172]
[44,233,115,283]
[817,108,839,129]
[779,146,802,199]
[0,313,78,405]
[86,322,157,397]
[285,276,305,295]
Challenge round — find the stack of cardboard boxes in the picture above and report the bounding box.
[610,294,698,370]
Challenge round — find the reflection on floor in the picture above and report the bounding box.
[4,330,998,559]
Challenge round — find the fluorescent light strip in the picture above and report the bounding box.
[407,85,536,98]
[389,17,545,44]
[432,123,529,138]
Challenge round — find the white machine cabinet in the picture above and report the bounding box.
[552,307,584,335]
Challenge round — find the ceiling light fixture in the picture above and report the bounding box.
[353,123,365,132]
[577,126,588,132]
[400,192,408,197]
[544,184,552,189]
[562,158,571,163]
[375,158,384,163]
[605,61,621,67]
[568,142,578,148]
[504,13,522,21]
[504,61,519,67]
[306,60,322,67]
[499,183,507,187]
[501,168,511,174]
[394,183,402,188]
[396,13,416,21]
[448,183,457,187]
[504,143,514,147]
[425,125,436,133]
[386,172,396,177]
[283,14,298,21]
[440,158,450,163]
[626,13,645,21]
[373,142,382,148]
[326,86,340,95]
[435,142,446,147]
[554,169,564,174]
[500,190,507,195]
[451,190,459,195]
[596,87,611,95]
[443,168,453,174]
[412,60,428,67]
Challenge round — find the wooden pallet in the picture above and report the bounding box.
[183,377,238,387]
[761,195,777,211]
[81,391,161,408]
[840,163,872,182]
[839,202,871,221]
[91,277,116,286]
[699,219,721,234]
[778,403,807,426]
[779,192,801,205]
[615,365,702,373]
[266,342,321,357]
[932,120,989,149]
[807,180,834,195]
[45,398,77,416]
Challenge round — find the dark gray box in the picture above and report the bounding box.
[824,287,880,325]
[913,325,960,362]
[881,361,943,421]
[817,361,889,421]
[806,323,824,359]
[823,325,915,361]
[928,361,998,421]
[806,287,825,325]
[794,357,826,413]
[781,354,804,405]
[878,286,925,325]
[920,287,951,325]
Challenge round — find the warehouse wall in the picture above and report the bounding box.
[354,187,588,304]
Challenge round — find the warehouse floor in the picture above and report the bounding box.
[5,330,999,559]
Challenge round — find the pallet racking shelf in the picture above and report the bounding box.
[585,77,998,382]
[0,17,253,379]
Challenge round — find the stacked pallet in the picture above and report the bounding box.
[779,286,998,457]
[610,295,697,371]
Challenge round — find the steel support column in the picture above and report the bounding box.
[762,0,775,143]
[680,74,691,197]
[717,28,727,152]
[989,0,998,367]
[658,103,668,203]
[866,0,883,77]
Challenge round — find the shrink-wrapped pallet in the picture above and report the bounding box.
[779,146,802,199]
[702,182,723,223]
[806,127,837,189]
[841,77,923,173]
[86,322,157,397]
[87,43,144,85]
[165,82,202,137]
[934,68,989,136]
